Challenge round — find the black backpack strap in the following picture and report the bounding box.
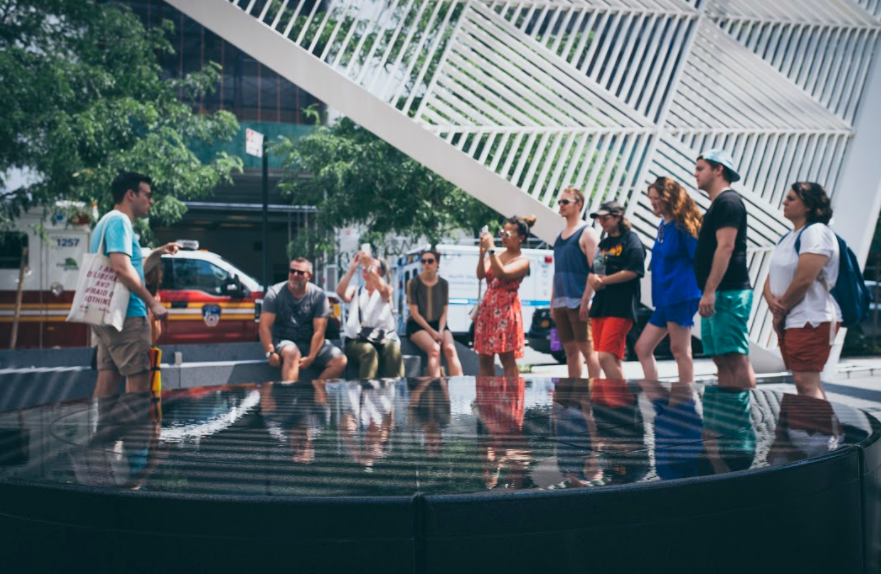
[355,286,364,329]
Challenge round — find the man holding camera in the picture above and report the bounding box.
[260,257,347,382]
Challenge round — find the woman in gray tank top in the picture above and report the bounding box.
[406,248,463,377]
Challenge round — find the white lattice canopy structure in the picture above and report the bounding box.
[168,0,881,370]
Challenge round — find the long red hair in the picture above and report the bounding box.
[648,177,702,239]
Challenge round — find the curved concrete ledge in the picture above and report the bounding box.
[0,380,879,572]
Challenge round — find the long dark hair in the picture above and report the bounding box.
[145,260,163,296]
[791,182,833,224]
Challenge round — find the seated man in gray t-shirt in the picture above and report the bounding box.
[259,257,347,382]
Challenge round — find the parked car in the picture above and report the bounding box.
[527,305,704,363]
[155,242,341,344]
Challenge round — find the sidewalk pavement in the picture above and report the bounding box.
[521,349,881,417]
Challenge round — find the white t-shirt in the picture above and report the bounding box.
[769,224,842,329]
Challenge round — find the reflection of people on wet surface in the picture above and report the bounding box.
[701,386,756,475]
[69,393,163,490]
[259,382,330,464]
[590,379,650,485]
[768,393,843,466]
[639,380,704,480]
[475,377,533,490]
[408,379,451,458]
[335,380,396,470]
[552,378,604,487]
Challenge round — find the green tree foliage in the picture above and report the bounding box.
[0,0,242,239]
[274,112,502,257]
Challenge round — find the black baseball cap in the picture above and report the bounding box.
[590,201,625,219]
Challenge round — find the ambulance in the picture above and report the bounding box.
[0,208,268,348]
[0,207,92,348]
[152,240,266,345]
[393,244,554,344]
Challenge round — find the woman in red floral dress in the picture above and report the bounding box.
[474,215,536,377]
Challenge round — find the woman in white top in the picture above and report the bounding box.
[763,182,841,399]
[337,251,404,379]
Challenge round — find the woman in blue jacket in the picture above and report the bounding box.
[635,177,703,382]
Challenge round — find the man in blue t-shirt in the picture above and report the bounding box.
[91,172,180,397]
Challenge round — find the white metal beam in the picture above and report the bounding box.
[166,0,564,241]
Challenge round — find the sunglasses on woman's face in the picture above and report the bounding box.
[499,230,514,238]
[422,258,436,265]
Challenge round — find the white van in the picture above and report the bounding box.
[392,244,554,343]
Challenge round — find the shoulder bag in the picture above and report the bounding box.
[65,213,131,331]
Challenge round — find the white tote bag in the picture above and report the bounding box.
[65,213,131,331]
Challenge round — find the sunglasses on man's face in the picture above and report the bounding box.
[557,199,577,206]
[289,269,309,276]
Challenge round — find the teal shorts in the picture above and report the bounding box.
[701,289,752,356]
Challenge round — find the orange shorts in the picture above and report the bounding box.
[778,322,840,373]
[591,317,634,360]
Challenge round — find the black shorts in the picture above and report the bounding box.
[406,319,449,338]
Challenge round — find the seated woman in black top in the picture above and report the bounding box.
[406,249,463,377]
[587,201,646,379]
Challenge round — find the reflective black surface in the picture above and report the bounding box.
[1,377,876,497]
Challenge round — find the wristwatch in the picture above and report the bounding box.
[487,248,495,255]
[266,351,275,359]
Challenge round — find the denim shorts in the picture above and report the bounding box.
[648,298,700,328]
[700,290,753,356]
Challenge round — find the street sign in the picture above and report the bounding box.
[245,128,264,158]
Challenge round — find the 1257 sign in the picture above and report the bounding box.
[55,237,80,248]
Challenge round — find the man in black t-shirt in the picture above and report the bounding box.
[693,149,756,389]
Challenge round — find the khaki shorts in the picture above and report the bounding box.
[552,307,592,344]
[93,316,152,377]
